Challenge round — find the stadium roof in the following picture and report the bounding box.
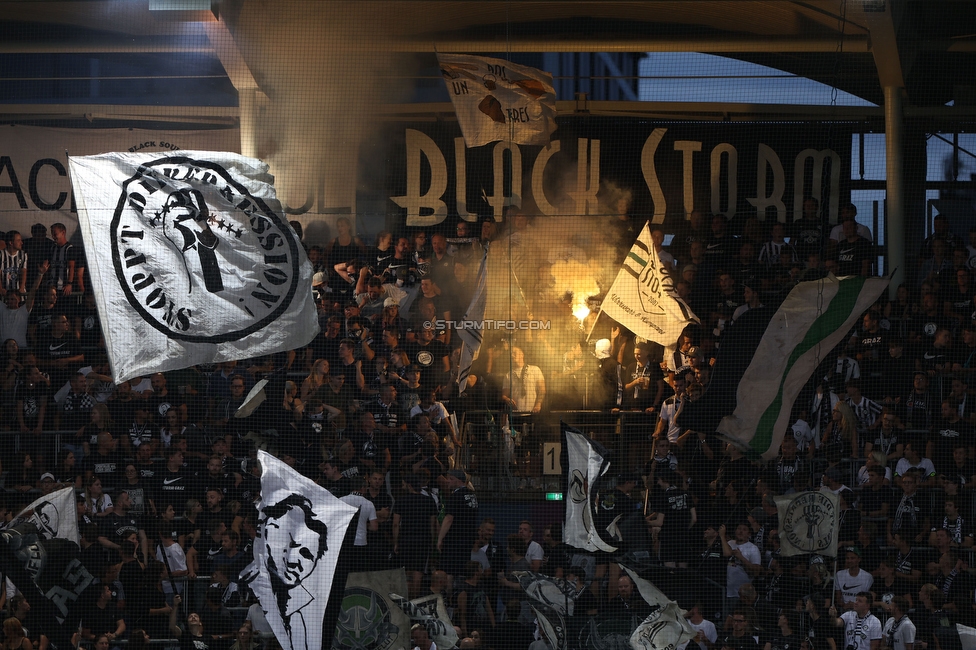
[1,1,975,123]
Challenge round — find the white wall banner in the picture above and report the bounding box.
[0,126,239,239]
[68,151,318,382]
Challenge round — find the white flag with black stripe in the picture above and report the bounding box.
[456,246,488,394]
[600,222,698,347]
[241,450,359,650]
[562,424,617,553]
[67,152,319,384]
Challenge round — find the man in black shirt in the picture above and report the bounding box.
[36,313,84,389]
[186,519,227,579]
[404,325,450,391]
[833,214,873,276]
[154,447,192,514]
[83,431,121,492]
[648,467,694,568]
[437,469,479,579]
[723,608,760,650]
[98,489,145,563]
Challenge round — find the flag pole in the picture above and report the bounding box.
[829,554,838,609]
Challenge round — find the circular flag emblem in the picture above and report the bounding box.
[782,491,837,553]
[334,587,400,650]
[111,156,301,343]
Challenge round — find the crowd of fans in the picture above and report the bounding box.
[0,200,975,650]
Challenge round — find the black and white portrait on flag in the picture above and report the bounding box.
[242,450,359,650]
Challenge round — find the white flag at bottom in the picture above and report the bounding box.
[622,566,698,650]
[241,450,359,650]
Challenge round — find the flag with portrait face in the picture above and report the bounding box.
[241,450,359,650]
[67,152,319,383]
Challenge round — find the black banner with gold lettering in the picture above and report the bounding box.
[375,118,853,229]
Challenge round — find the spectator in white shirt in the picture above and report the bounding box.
[834,547,874,608]
[518,520,544,571]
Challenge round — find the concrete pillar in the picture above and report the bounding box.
[884,85,904,298]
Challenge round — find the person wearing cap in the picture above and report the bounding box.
[38,471,57,495]
[310,269,330,305]
[591,338,620,409]
[436,468,479,579]
[731,280,763,324]
[834,547,874,609]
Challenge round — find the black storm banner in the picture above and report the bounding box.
[378,118,853,228]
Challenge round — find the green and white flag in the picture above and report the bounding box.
[717,274,889,459]
[601,222,698,346]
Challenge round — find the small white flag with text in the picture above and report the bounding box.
[438,53,557,148]
[601,222,698,348]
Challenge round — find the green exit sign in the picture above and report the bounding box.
[545,492,564,501]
